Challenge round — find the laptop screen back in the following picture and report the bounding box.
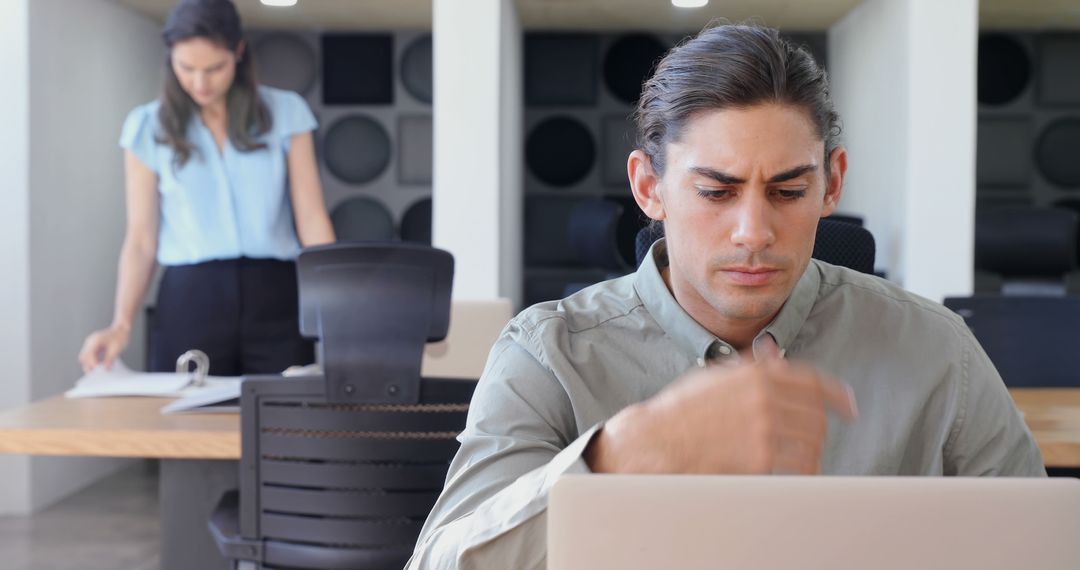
[549,475,1080,570]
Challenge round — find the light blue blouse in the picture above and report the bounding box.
[119,86,316,265]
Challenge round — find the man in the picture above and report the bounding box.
[407,24,1044,569]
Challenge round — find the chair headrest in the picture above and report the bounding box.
[812,218,876,274]
[975,207,1078,277]
[634,219,877,275]
[297,242,454,404]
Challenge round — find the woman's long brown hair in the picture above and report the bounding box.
[157,0,272,171]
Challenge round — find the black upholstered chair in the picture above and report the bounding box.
[944,296,1080,388]
[812,218,876,274]
[634,217,877,275]
[567,199,629,273]
[209,243,474,570]
[563,199,631,296]
[975,206,1078,296]
[634,222,666,269]
[948,207,1079,388]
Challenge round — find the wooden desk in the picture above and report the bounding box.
[0,389,1079,468]
[1009,389,1080,469]
[0,396,239,459]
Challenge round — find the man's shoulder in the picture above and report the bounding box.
[812,260,967,331]
[510,273,644,341]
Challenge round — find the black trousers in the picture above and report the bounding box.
[149,258,314,376]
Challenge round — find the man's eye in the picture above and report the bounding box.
[696,189,733,201]
[774,188,807,201]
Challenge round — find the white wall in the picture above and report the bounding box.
[0,0,163,514]
[0,0,34,515]
[433,0,523,306]
[829,0,976,302]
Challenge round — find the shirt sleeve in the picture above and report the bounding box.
[406,329,599,570]
[274,90,317,153]
[118,105,158,172]
[944,330,1047,477]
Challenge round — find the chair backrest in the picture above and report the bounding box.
[239,375,474,569]
[634,218,877,275]
[975,206,1078,296]
[236,242,472,568]
[567,199,628,272]
[634,223,666,268]
[297,242,453,405]
[944,295,1080,388]
[812,218,876,274]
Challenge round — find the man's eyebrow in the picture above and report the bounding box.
[767,163,818,183]
[689,163,818,185]
[689,167,745,185]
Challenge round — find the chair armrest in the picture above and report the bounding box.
[208,490,263,562]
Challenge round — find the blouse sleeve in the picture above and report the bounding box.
[118,105,159,173]
[276,90,318,153]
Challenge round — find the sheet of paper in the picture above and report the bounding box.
[65,360,239,399]
[160,379,242,414]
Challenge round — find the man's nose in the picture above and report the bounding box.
[729,193,776,253]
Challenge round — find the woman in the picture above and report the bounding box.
[78,0,334,375]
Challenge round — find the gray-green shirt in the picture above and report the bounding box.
[407,240,1045,570]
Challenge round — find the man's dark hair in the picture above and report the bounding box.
[634,24,841,176]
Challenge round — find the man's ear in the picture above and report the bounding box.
[629,150,666,222]
[822,146,847,217]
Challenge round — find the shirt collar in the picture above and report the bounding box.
[633,238,821,363]
[633,238,720,363]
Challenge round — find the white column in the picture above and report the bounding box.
[432,0,523,306]
[829,0,977,302]
[0,0,34,515]
[900,0,977,301]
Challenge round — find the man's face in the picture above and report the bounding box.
[632,103,845,332]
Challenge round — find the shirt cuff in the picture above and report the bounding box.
[456,423,605,555]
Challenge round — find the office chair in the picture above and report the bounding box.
[975,206,1078,296]
[634,222,666,269]
[563,199,631,296]
[568,199,629,273]
[634,217,877,275]
[944,296,1080,388]
[209,243,475,570]
[821,212,864,226]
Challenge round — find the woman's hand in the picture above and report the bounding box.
[78,324,131,373]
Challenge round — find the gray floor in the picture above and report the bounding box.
[0,462,160,570]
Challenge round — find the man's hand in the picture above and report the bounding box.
[585,339,857,475]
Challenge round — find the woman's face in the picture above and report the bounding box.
[170,37,240,108]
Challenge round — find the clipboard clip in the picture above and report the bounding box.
[176,349,210,387]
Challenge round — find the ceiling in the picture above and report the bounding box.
[112,0,1080,31]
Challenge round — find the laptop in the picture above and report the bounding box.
[548,475,1080,570]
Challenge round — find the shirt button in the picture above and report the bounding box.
[717,345,732,356]
[696,357,706,368]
